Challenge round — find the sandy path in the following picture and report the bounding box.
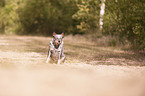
[0,35,145,96]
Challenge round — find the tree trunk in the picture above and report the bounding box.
[99,0,106,31]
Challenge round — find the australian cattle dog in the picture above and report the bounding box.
[46,32,65,64]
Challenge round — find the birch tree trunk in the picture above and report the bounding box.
[99,0,105,31]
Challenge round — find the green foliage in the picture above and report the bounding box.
[72,0,100,34]
[0,0,5,7]
[0,0,20,34]
[0,0,5,33]
[17,0,78,35]
[103,0,145,50]
[0,0,100,35]
[0,0,79,35]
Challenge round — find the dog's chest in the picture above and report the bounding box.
[49,40,63,62]
[51,49,60,61]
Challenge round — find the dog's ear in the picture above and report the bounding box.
[61,32,64,37]
[53,32,56,36]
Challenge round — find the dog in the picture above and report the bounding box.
[46,32,65,64]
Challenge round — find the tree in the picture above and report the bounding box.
[99,0,105,31]
[103,0,145,50]
[72,0,100,34]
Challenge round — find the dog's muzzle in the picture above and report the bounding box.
[55,40,61,45]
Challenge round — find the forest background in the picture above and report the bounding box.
[0,0,144,50]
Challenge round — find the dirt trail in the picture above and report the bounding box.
[0,35,145,96]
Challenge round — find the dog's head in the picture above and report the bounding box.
[53,32,64,46]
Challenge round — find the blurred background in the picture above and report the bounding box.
[0,0,144,50]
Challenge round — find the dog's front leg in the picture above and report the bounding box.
[57,52,61,64]
[46,50,51,63]
[60,55,65,63]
